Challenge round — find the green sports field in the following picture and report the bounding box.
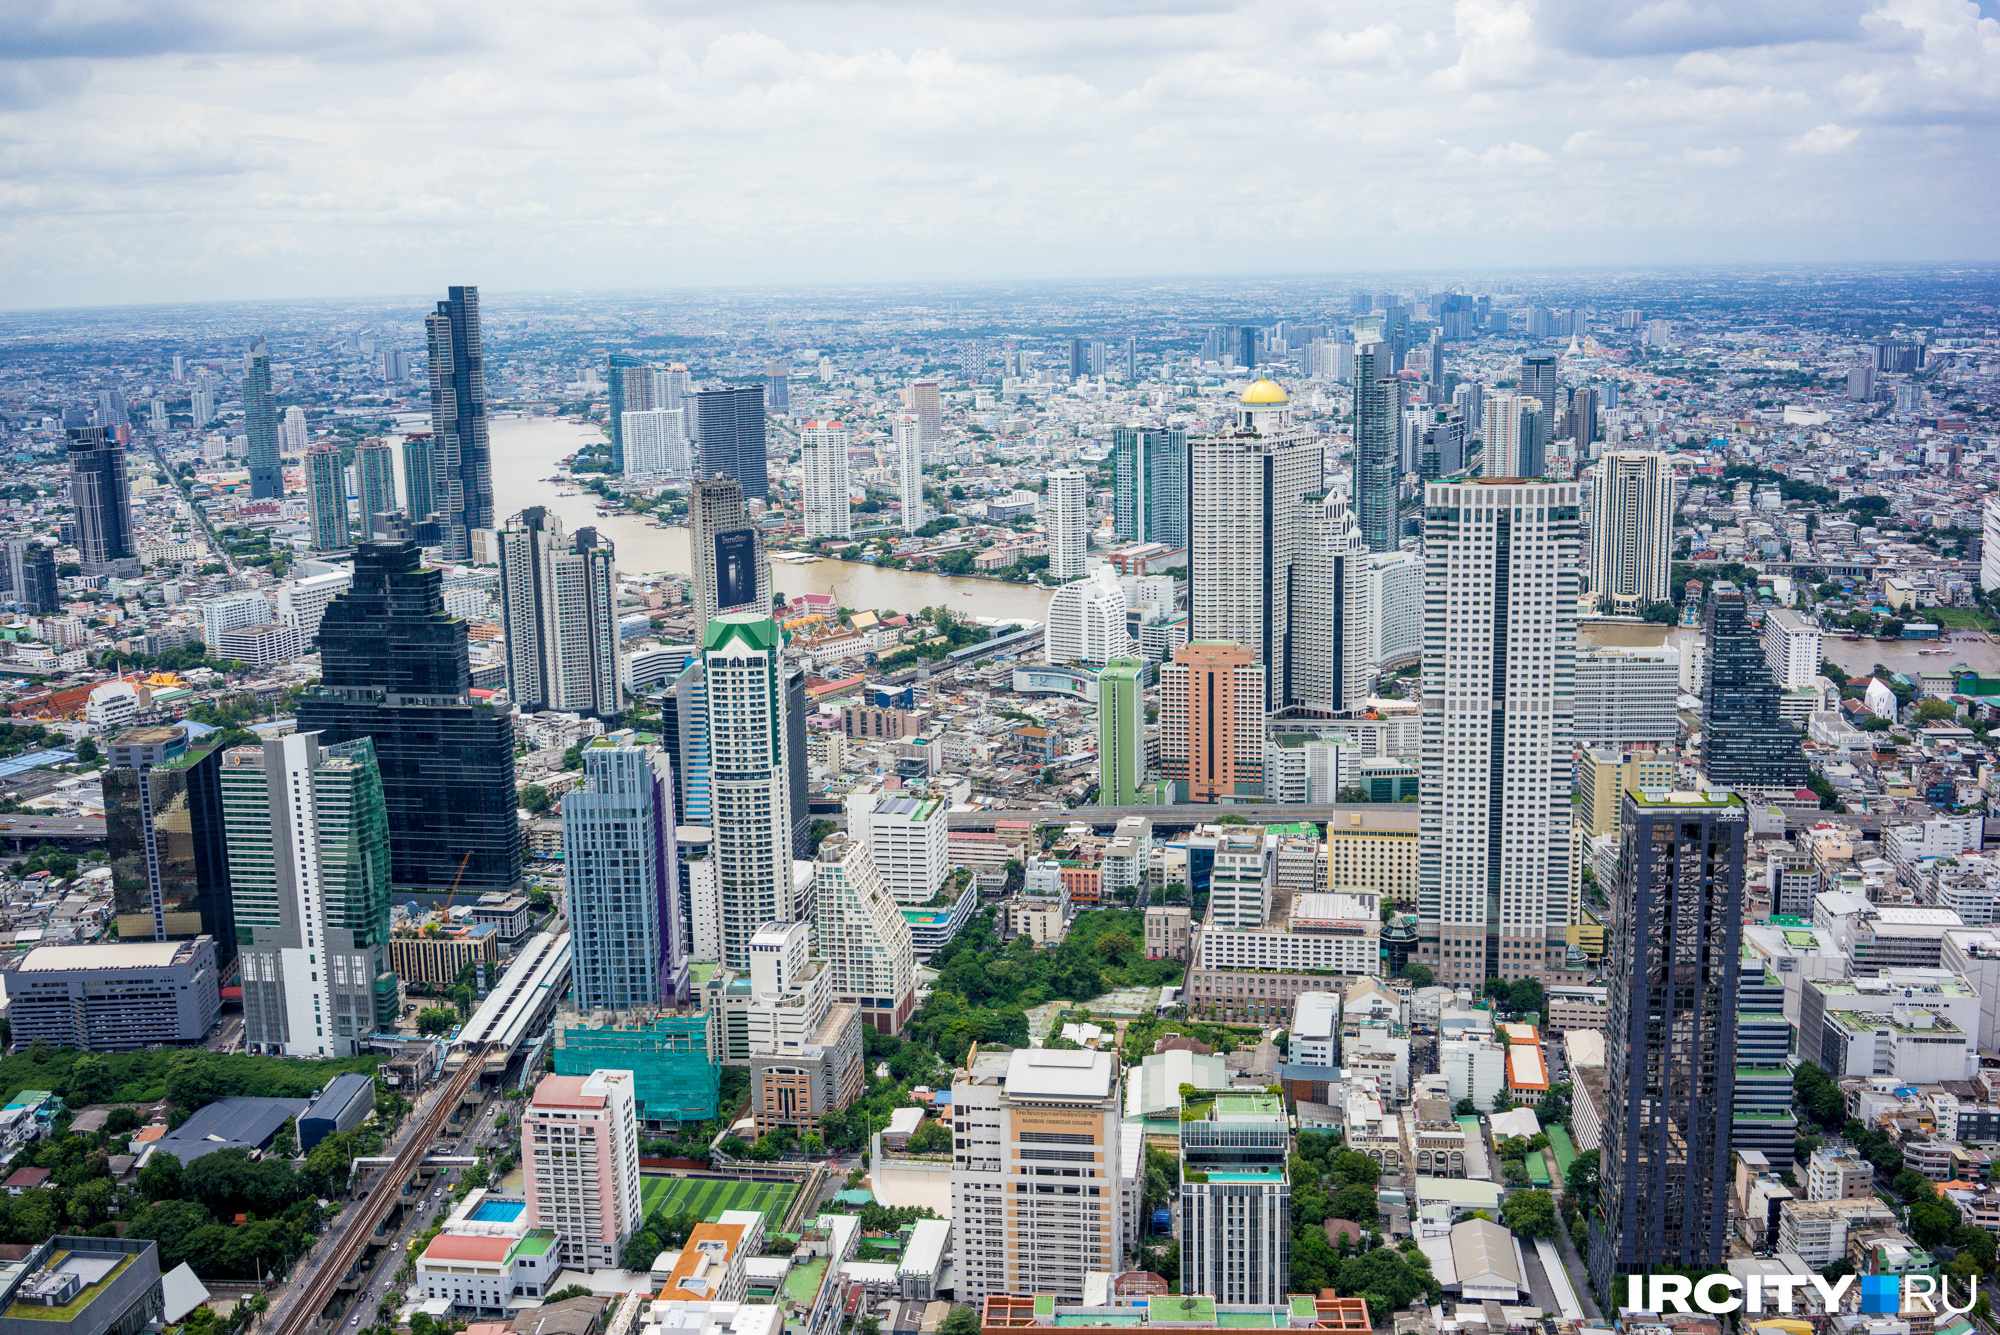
[640,1175,798,1228]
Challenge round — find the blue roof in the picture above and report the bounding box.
[0,750,75,778]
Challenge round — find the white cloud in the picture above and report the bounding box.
[1786,121,1861,151]
[0,0,1992,306]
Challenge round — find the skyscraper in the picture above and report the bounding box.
[1045,565,1130,666]
[1290,491,1374,714]
[606,352,655,474]
[623,409,688,478]
[356,438,399,533]
[1588,450,1674,613]
[1427,328,1445,405]
[295,541,522,894]
[1181,1094,1290,1304]
[1098,658,1146,807]
[524,1070,643,1270]
[280,405,308,453]
[703,614,797,969]
[1111,426,1188,548]
[242,336,282,500]
[765,360,790,416]
[191,383,215,428]
[1160,641,1266,803]
[304,443,350,551]
[812,833,917,1035]
[1700,582,1807,792]
[565,739,687,1010]
[695,385,768,500]
[1565,386,1600,451]
[11,541,57,614]
[1417,478,1581,985]
[103,725,234,963]
[498,508,621,720]
[66,425,137,577]
[689,474,771,634]
[1518,352,1559,446]
[799,422,853,541]
[223,733,396,1057]
[1588,790,1743,1294]
[425,285,495,560]
[1044,468,1090,581]
[1481,394,1543,479]
[1733,956,1796,1161]
[895,417,925,533]
[402,433,436,524]
[1409,408,1468,482]
[1188,379,1323,710]
[1351,339,1403,553]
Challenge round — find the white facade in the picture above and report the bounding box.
[280,405,308,451]
[1207,828,1275,930]
[1985,493,2000,593]
[499,509,621,719]
[1196,922,1382,978]
[812,834,915,1024]
[704,616,797,969]
[624,409,690,477]
[1291,992,1341,1066]
[745,921,828,1056]
[895,417,925,533]
[1291,490,1375,713]
[1480,395,1541,479]
[1418,479,1580,986]
[201,590,271,644]
[1762,608,1825,692]
[862,792,950,904]
[1439,1038,1508,1108]
[1572,648,1680,748]
[799,422,853,541]
[1044,565,1131,667]
[1045,468,1090,581]
[1369,550,1423,667]
[1588,450,1675,611]
[274,565,353,643]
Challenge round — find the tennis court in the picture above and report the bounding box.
[640,1175,798,1228]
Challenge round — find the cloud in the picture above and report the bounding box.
[1536,0,1873,57]
[1786,121,1861,150]
[1682,145,1746,164]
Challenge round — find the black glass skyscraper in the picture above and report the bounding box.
[1701,582,1807,790]
[695,385,768,500]
[426,285,494,561]
[296,541,522,893]
[785,659,810,858]
[1589,790,1743,1295]
[243,336,282,499]
[1351,338,1402,553]
[104,726,235,966]
[66,425,136,576]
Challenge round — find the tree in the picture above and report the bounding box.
[905,1119,952,1156]
[1564,1148,1599,1205]
[544,1286,596,1305]
[940,1308,981,1335]
[74,738,100,765]
[1502,1189,1558,1240]
[1336,786,1371,803]
[137,1151,186,1203]
[1399,964,1434,988]
[65,1054,114,1106]
[416,1008,457,1037]
[1915,697,1957,722]
[519,785,554,816]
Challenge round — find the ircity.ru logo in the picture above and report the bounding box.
[1624,1273,1979,1316]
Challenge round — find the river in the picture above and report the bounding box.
[1579,621,2000,677]
[484,414,1055,624]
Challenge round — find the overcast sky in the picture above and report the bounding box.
[3,0,1997,309]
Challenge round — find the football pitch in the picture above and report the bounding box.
[639,1175,799,1228]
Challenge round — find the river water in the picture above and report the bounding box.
[1579,621,2000,677]
[485,415,1055,624]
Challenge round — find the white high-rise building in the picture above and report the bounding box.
[703,614,797,969]
[1418,478,1581,986]
[654,364,693,412]
[498,508,621,720]
[273,562,353,644]
[951,1046,1126,1302]
[623,408,689,477]
[1481,394,1542,479]
[1291,490,1374,713]
[523,1068,642,1270]
[1984,495,2000,593]
[1188,380,1325,712]
[1045,468,1090,581]
[1588,450,1675,612]
[799,421,853,541]
[812,833,917,1034]
[895,417,925,533]
[1369,550,1423,669]
[1044,565,1132,667]
[849,790,950,905]
[280,405,308,452]
[1763,608,1825,692]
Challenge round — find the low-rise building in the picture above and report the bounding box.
[3,939,220,1052]
[1776,1196,1897,1269]
[1144,905,1191,960]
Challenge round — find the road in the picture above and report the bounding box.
[0,815,106,840]
[261,1045,490,1335]
[142,432,237,576]
[826,801,1412,832]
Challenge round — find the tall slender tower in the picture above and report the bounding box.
[1588,790,1743,1294]
[689,474,772,634]
[1112,426,1188,548]
[1098,658,1146,807]
[606,353,655,474]
[1417,478,1581,985]
[1187,379,1323,711]
[895,417,925,533]
[1045,469,1090,582]
[1700,582,1807,792]
[243,336,283,500]
[498,508,622,720]
[799,422,853,541]
[304,443,350,551]
[1518,352,1560,436]
[564,740,687,1010]
[1290,491,1374,714]
[1427,328,1446,406]
[702,614,796,969]
[425,285,494,560]
[908,380,942,454]
[402,434,436,524]
[66,425,136,577]
[1588,450,1674,612]
[1351,338,1403,553]
[694,386,768,500]
[223,733,395,1057]
[356,438,399,534]
[1482,395,1543,479]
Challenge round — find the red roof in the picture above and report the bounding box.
[424,1234,513,1264]
[530,1075,605,1110]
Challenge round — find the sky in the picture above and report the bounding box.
[3,0,1998,309]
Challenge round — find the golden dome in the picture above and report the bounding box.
[1240,378,1288,405]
